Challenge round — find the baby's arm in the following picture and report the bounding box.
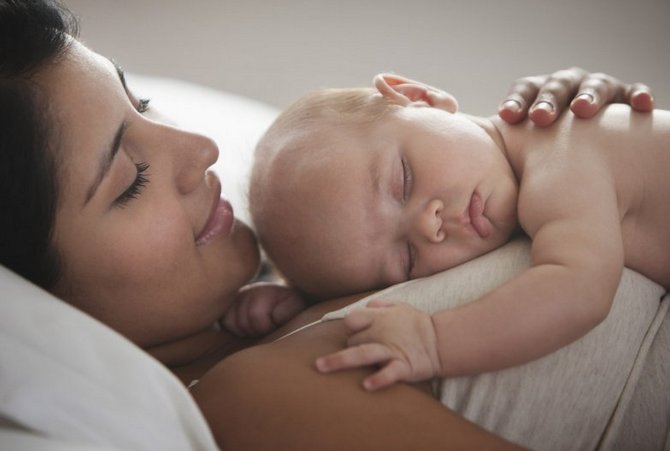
[221,282,306,337]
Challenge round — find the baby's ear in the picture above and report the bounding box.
[373,73,458,113]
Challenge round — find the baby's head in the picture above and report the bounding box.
[251,74,519,299]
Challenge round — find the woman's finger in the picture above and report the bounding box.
[626,82,654,112]
[570,75,655,117]
[499,68,654,126]
[527,67,587,127]
[568,72,621,118]
[498,74,545,124]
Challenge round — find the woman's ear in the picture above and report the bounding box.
[373,73,458,113]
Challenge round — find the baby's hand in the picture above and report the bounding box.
[221,282,306,337]
[315,301,442,391]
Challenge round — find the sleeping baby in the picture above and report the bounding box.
[245,73,669,391]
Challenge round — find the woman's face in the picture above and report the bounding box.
[45,41,260,347]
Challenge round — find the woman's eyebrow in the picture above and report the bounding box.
[111,59,130,94]
[84,120,128,205]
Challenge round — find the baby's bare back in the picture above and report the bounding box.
[608,107,670,288]
[509,105,670,289]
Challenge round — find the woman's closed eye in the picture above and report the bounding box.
[115,161,150,207]
[114,97,152,207]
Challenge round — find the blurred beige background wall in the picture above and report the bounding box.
[63,0,669,115]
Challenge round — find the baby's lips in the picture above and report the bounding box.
[469,192,491,239]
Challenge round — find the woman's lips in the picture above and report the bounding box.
[468,192,491,238]
[196,199,234,246]
[196,179,235,246]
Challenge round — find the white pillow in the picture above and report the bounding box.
[0,76,279,450]
[0,265,217,451]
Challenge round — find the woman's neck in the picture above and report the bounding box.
[146,323,257,384]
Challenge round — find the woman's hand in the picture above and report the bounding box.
[221,282,306,337]
[498,67,654,127]
[315,300,442,391]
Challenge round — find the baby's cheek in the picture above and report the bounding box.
[415,247,476,279]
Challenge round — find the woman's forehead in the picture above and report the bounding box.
[40,41,120,109]
[38,41,126,206]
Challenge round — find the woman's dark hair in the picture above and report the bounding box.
[0,0,79,288]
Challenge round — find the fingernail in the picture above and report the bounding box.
[531,101,554,114]
[575,93,595,105]
[501,99,521,113]
[632,91,654,103]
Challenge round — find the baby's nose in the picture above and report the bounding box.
[416,199,445,243]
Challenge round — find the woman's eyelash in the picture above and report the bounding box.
[137,98,151,113]
[116,162,150,207]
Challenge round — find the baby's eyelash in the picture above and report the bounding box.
[115,162,150,207]
[406,241,416,279]
[137,98,151,113]
[401,156,413,202]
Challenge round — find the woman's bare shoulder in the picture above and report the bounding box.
[191,316,522,450]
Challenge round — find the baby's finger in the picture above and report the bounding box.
[234,296,254,336]
[271,295,306,326]
[221,303,245,336]
[247,299,275,335]
[342,308,375,334]
[362,359,409,391]
[315,343,392,373]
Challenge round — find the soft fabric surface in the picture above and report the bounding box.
[0,265,218,451]
[325,238,669,450]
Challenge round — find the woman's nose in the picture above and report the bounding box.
[414,199,445,243]
[173,130,219,194]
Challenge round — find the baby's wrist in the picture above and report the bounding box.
[427,313,446,378]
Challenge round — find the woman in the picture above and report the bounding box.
[0,0,655,449]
